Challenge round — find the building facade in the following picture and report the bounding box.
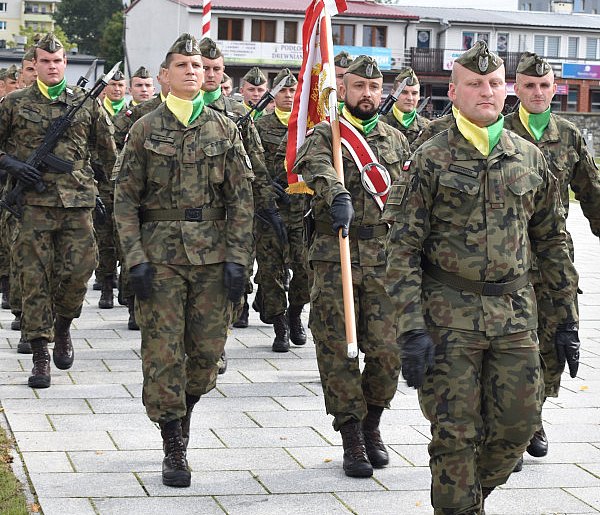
[0,0,60,49]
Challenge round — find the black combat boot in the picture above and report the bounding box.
[17,337,32,354]
[340,420,373,478]
[92,274,102,291]
[1,276,9,309]
[127,296,139,330]
[98,275,114,309]
[160,419,191,487]
[513,455,523,472]
[232,295,249,328]
[362,404,389,468]
[180,393,201,449]
[53,315,74,370]
[481,485,495,514]
[28,338,51,389]
[11,313,21,331]
[526,424,548,457]
[271,313,290,353]
[218,350,227,375]
[287,304,307,346]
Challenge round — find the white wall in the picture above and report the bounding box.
[394,0,519,10]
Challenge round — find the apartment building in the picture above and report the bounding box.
[0,0,60,49]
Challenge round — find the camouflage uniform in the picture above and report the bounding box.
[412,112,454,150]
[294,112,409,430]
[381,110,430,152]
[113,94,164,151]
[383,118,578,513]
[113,100,254,423]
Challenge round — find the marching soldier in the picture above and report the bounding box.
[114,33,254,487]
[383,41,578,513]
[381,67,430,151]
[0,32,117,388]
[221,72,233,97]
[102,70,127,116]
[255,69,309,352]
[129,66,155,106]
[19,47,38,88]
[505,52,600,464]
[294,56,409,478]
[334,51,353,90]
[239,67,268,120]
[0,69,6,98]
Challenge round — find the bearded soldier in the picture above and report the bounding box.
[294,56,409,478]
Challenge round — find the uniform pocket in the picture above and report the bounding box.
[432,171,481,226]
[143,139,176,186]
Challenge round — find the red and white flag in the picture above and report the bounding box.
[202,0,211,37]
[285,0,347,193]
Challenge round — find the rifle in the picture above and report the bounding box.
[439,101,453,117]
[236,76,287,128]
[378,77,408,116]
[416,96,430,115]
[509,99,520,114]
[0,61,121,218]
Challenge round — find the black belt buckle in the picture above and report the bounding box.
[481,282,505,296]
[185,208,203,221]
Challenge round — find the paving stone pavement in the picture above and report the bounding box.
[1,202,599,515]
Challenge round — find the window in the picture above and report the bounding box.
[218,18,243,41]
[332,24,354,46]
[462,31,489,50]
[0,21,5,30]
[284,21,297,44]
[567,87,578,112]
[568,37,579,58]
[547,36,560,57]
[0,3,7,12]
[417,30,431,49]
[363,25,386,47]
[534,35,560,57]
[252,20,276,43]
[497,33,509,53]
[586,37,598,59]
[534,35,545,55]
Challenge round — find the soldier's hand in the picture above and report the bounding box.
[398,329,435,389]
[129,262,154,301]
[330,193,354,238]
[256,207,288,244]
[272,181,291,205]
[94,196,107,225]
[224,262,245,303]
[555,322,580,378]
[0,154,42,186]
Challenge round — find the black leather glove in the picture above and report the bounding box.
[398,329,435,388]
[555,322,580,378]
[272,181,291,205]
[330,193,354,238]
[224,262,245,303]
[0,154,42,186]
[129,262,154,301]
[94,196,107,225]
[256,206,288,244]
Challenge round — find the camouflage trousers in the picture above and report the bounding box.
[2,213,22,315]
[137,263,231,424]
[0,209,10,279]
[309,260,400,431]
[94,181,117,282]
[418,328,541,514]
[13,206,97,341]
[254,198,310,320]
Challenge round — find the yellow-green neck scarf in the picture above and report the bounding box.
[103,96,126,117]
[244,102,263,120]
[166,91,205,127]
[203,86,221,105]
[37,78,66,100]
[131,100,139,107]
[454,108,504,157]
[160,92,167,102]
[342,105,379,135]
[392,104,417,129]
[519,104,551,141]
[338,100,345,112]
[275,107,291,127]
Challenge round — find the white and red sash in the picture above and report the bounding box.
[338,117,389,211]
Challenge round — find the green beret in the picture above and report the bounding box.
[516,52,552,77]
[0,68,6,80]
[199,37,222,60]
[394,67,419,87]
[111,70,125,81]
[345,55,382,79]
[166,33,202,58]
[22,47,35,62]
[36,32,64,54]
[221,72,231,84]
[273,68,297,88]
[334,51,353,68]
[5,65,18,81]
[243,66,267,86]
[454,40,503,75]
[132,66,151,79]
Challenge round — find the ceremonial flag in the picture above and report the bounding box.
[285,0,347,194]
[202,0,211,37]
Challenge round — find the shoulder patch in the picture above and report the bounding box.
[402,160,412,171]
[125,109,133,118]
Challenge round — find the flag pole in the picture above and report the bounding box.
[321,7,358,359]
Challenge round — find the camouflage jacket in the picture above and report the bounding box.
[381,111,430,152]
[112,95,164,151]
[505,112,600,237]
[207,94,276,210]
[383,121,578,337]
[113,103,254,269]
[0,82,117,208]
[294,118,410,266]
[411,112,454,151]
[255,112,288,184]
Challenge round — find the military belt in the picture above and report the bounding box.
[314,220,388,240]
[141,207,226,222]
[422,258,530,296]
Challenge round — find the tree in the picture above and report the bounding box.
[53,0,123,55]
[7,24,76,50]
[100,11,124,72]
